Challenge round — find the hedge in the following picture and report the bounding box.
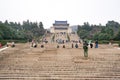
[0,40,27,46]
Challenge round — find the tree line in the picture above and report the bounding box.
[0,20,45,41]
[1,20,120,42]
[77,21,120,41]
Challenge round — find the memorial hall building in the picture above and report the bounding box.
[50,21,72,33]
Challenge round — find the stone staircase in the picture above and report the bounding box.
[54,33,68,42]
[69,33,80,41]
[0,43,120,80]
[45,32,80,44]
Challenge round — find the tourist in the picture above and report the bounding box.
[75,43,78,48]
[57,45,59,48]
[63,40,64,44]
[63,45,65,48]
[79,40,81,44]
[109,40,113,45]
[90,43,93,48]
[72,43,74,48]
[11,41,15,47]
[41,44,44,48]
[33,42,37,48]
[95,40,98,48]
[0,42,2,48]
[31,39,34,47]
[6,42,9,47]
[83,41,88,57]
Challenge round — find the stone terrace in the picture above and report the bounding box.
[0,43,120,80]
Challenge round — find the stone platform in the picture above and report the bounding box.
[0,43,120,80]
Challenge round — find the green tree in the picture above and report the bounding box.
[78,30,89,39]
[0,24,14,39]
[114,30,120,40]
[39,22,44,29]
[0,20,45,40]
[106,21,120,28]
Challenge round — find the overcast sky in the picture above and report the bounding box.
[0,0,120,28]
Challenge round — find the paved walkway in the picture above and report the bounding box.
[0,43,120,80]
[0,47,8,52]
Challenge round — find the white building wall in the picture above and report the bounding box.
[50,26,72,33]
[54,29,68,33]
[50,27,55,33]
[54,26,68,29]
[68,27,72,33]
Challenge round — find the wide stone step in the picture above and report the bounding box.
[0,76,120,80]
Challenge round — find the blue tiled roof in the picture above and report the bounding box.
[55,20,68,24]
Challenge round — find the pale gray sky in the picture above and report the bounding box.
[0,0,120,28]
